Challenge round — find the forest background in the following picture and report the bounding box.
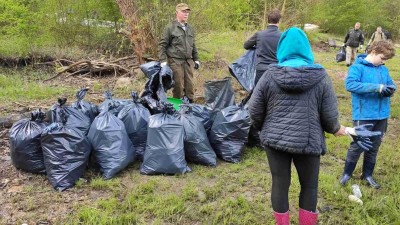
[0,0,399,58]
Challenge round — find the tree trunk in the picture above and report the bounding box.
[115,0,156,64]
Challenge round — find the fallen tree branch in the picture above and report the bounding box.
[42,57,139,81]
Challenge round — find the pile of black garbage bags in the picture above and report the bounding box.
[9,59,255,191]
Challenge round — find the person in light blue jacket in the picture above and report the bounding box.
[340,40,396,189]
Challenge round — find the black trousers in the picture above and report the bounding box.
[266,147,320,213]
[346,119,387,169]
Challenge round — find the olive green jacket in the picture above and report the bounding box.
[159,20,199,63]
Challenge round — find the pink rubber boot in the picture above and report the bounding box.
[299,208,318,225]
[273,211,290,225]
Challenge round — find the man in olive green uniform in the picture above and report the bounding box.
[159,3,199,103]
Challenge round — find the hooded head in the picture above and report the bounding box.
[277,27,315,67]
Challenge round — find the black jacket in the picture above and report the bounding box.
[243,25,281,71]
[344,29,364,48]
[248,65,341,156]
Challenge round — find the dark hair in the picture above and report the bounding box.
[367,40,396,59]
[268,9,281,24]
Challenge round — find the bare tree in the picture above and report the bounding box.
[115,0,156,64]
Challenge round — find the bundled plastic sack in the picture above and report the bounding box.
[336,46,346,63]
[228,50,256,92]
[98,90,131,116]
[191,104,213,132]
[71,88,99,122]
[41,116,91,191]
[9,109,47,174]
[179,105,216,166]
[204,77,235,111]
[140,61,161,79]
[88,102,136,179]
[118,92,151,161]
[140,61,174,114]
[209,104,251,163]
[50,98,91,135]
[140,103,190,175]
[181,97,213,132]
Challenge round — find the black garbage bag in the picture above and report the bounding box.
[71,88,99,122]
[9,109,47,174]
[140,61,174,109]
[336,46,346,63]
[140,61,174,90]
[228,50,256,92]
[41,122,91,191]
[181,97,213,132]
[140,61,161,79]
[179,105,216,166]
[140,103,190,175]
[204,77,235,111]
[118,92,151,161]
[49,98,91,135]
[191,104,213,132]
[88,102,136,179]
[209,104,251,163]
[98,90,131,116]
[159,65,174,90]
[141,95,163,115]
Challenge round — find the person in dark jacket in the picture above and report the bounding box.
[344,22,365,66]
[243,9,281,85]
[159,3,199,103]
[340,41,396,189]
[248,27,352,225]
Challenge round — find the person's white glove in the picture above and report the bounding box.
[344,127,356,136]
[359,45,364,50]
[160,62,167,67]
[194,61,200,70]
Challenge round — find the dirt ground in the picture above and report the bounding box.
[0,60,239,225]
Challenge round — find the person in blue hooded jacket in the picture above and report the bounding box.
[340,40,396,189]
[248,27,350,225]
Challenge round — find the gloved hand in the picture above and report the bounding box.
[194,61,200,70]
[160,62,167,67]
[379,84,396,97]
[345,124,382,151]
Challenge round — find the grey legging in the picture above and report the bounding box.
[266,147,320,213]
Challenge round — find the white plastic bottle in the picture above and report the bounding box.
[352,184,362,198]
[348,195,363,206]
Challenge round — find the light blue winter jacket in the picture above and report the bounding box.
[345,54,396,120]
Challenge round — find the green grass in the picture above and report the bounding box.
[0,69,74,105]
[1,31,400,225]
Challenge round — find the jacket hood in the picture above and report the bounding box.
[354,54,376,67]
[277,27,314,67]
[270,66,327,92]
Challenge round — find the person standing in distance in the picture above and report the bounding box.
[366,26,387,50]
[344,22,364,67]
[243,9,282,85]
[159,3,199,103]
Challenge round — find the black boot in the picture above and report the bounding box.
[361,161,381,189]
[339,161,357,185]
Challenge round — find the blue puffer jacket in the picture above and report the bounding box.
[345,54,395,120]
